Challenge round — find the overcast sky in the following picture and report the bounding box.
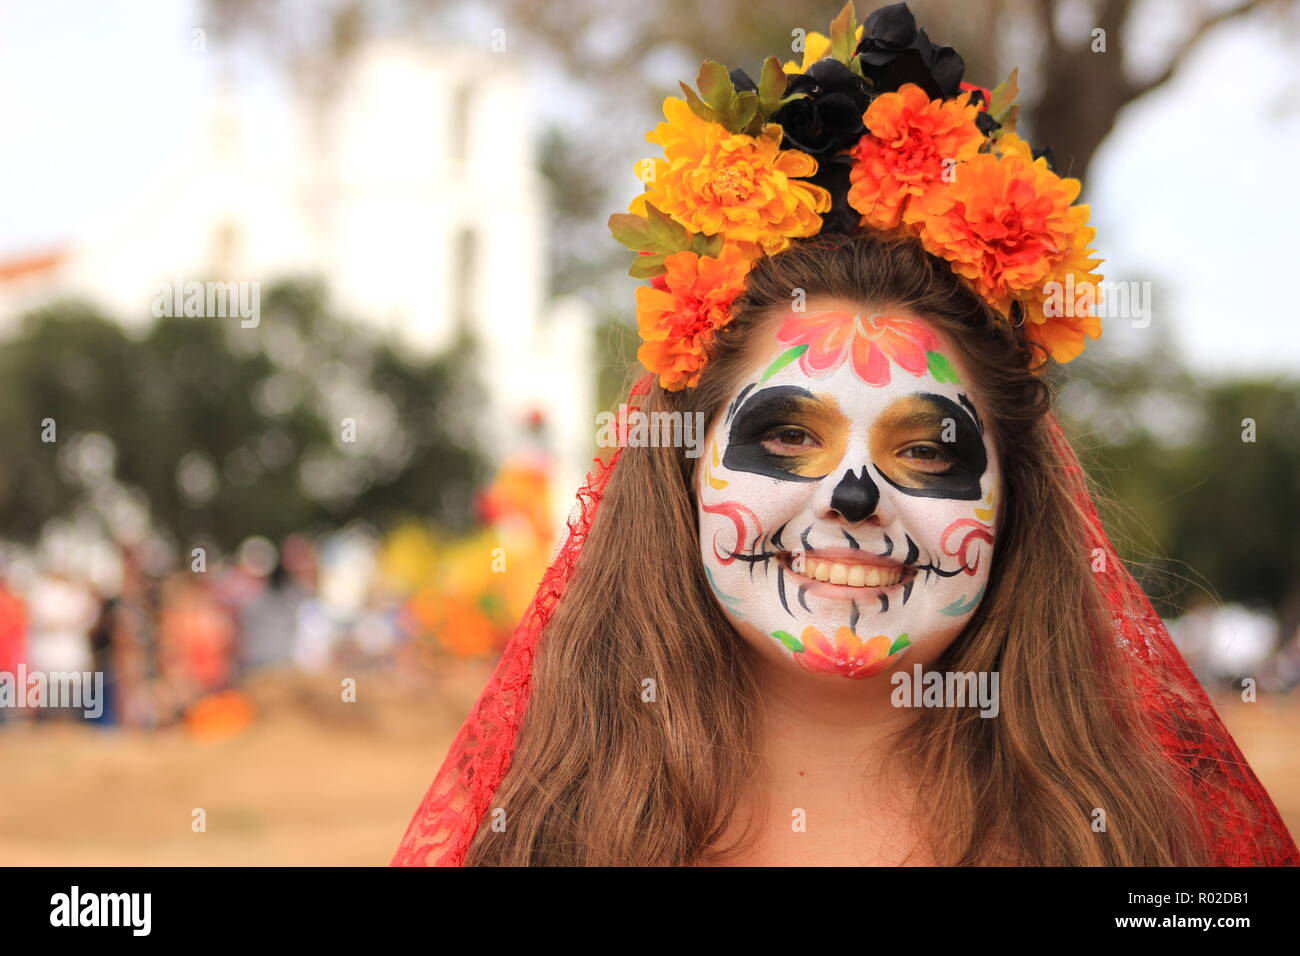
[2,0,1297,378]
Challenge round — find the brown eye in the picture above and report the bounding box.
[761,426,819,455]
[900,443,952,472]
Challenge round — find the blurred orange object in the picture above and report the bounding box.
[184,690,254,740]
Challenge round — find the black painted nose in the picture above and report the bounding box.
[829,467,879,523]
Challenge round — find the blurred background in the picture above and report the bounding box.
[0,0,1297,865]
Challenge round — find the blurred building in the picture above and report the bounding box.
[0,40,594,534]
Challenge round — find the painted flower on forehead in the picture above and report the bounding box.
[911,132,1103,363]
[792,625,910,679]
[846,83,983,232]
[630,97,832,259]
[772,310,959,387]
[635,243,753,391]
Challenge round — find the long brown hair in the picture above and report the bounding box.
[466,232,1209,865]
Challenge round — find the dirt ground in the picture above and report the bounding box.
[1,669,1296,866]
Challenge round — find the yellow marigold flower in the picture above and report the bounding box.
[635,244,754,391]
[781,25,864,73]
[631,97,832,259]
[910,136,1104,363]
[846,83,983,231]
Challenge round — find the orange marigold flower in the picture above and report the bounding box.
[1022,255,1105,364]
[912,133,1104,362]
[631,97,832,259]
[635,244,753,391]
[846,83,983,231]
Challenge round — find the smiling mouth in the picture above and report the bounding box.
[778,550,916,590]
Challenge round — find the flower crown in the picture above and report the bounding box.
[609,1,1104,391]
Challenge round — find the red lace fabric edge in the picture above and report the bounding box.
[1043,412,1298,866]
[391,406,1298,866]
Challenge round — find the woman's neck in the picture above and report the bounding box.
[703,651,930,865]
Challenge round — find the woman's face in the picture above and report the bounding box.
[697,299,1001,681]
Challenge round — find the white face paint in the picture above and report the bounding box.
[697,304,1000,680]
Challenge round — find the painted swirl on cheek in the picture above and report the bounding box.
[870,393,987,500]
[700,499,763,564]
[941,518,995,574]
[721,385,848,482]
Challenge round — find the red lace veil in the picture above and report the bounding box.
[392,381,1299,866]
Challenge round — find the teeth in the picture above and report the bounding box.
[788,554,905,589]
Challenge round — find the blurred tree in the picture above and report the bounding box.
[1054,314,1300,641]
[0,279,486,554]
[204,0,1300,412]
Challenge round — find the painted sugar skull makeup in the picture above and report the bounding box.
[698,304,1000,681]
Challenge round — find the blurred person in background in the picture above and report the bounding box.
[0,567,26,725]
[110,547,165,729]
[25,566,98,723]
[238,560,304,676]
[157,572,236,720]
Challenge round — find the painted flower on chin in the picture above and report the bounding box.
[775,310,942,387]
[793,626,907,679]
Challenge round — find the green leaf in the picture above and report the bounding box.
[608,204,694,257]
[690,233,724,258]
[987,68,1019,120]
[608,212,655,252]
[642,202,692,251]
[757,56,788,116]
[679,80,717,125]
[775,90,810,110]
[994,103,1020,136]
[760,344,807,383]
[829,1,858,65]
[697,60,739,120]
[734,90,759,132]
[888,633,911,655]
[772,630,804,653]
[628,254,666,279]
[927,350,961,384]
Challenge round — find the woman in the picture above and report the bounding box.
[394,2,1298,866]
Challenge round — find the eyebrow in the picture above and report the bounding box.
[880,406,948,430]
[731,385,819,426]
[732,388,981,438]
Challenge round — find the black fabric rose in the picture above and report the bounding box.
[800,152,860,235]
[763,59,876,157]
[854,2,965,100]
[730,64,866,232]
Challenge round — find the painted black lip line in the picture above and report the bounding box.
[913,560,965,579]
